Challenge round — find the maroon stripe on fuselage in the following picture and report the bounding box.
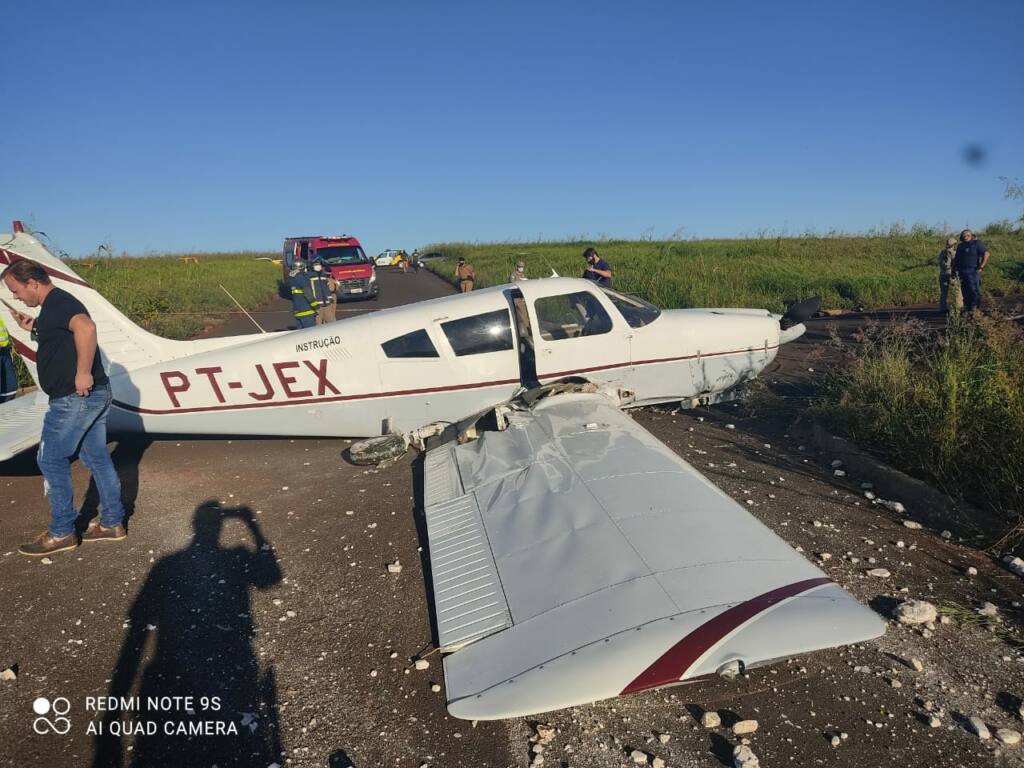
[620,577,832,696]
[0,249,91,288]
[112,377,522,415]
[538,344,779,380]
[10,337,36,362]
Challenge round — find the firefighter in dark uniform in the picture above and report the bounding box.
[952,229,990,313]
[309,259,334,325]
[0,316,16,402]
[288,260,317,329]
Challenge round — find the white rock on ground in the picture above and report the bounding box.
[879,499,906,513]
[0,667,16,682]
[630,749,649,764]
[929,716,941,728]
[732,719,759,735]
[867,568,891,578]
[910,658,924,672]
[902,520,922,530]
[978,602,999,618]
[733,744,760,768]
[535,724,556,744]
[414,659,430,670]
[996,729,1022,745]
[894,599,938,625]
[652,758,666,768]
[967,567,978,576]
[967,716,991,740]
[387,559,403,574]
[701,711,722,728]
[658,733,671,744]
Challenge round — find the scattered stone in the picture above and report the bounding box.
[652,758,666,768]
[902,520,922,530]
[535,723,556,744]
[414,658,430,670]
[878,499,906,514]
[387,559,403,574]
[812,520,823,528]
[369,669,378,678]
[867,568,891,578]
[978,602,999,618]
[966,567,978,576]
[910,658,924,672]
[894,599,937,625]
[733,744,760,768]
[889,679,902,689]
[940,615,951,624]
[1004,555,1024,578]
[732,719,759,735]
[725,424,735,430]
[40,557,53,565]
[819,553,832,561]
[532,744,545,755]
[630,749,649,764]
[0,667,16,682]
[658,733,671,744]
[431,684,441,693]
[701,711,721,728]
[996,729,1022,745]
[967,716,991,740]
[830,735,841,747]
[834,469,846,477]
[941,530,952,539]
[831,459,843,468]
[929,716,941,728]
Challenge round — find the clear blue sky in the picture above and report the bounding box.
[2,0,1022,256]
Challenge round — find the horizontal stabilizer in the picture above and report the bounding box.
[0,392,48,462]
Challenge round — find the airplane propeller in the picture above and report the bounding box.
[780,296,821,330]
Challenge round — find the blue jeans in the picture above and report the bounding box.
[37,384,125,537]
[959,270,982,311]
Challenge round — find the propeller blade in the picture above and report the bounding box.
[780,296,821,330]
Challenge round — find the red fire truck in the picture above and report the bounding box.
[282,234,379,300]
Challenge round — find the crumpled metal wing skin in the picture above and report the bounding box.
[0,392,48,462]
[423,393,885,720]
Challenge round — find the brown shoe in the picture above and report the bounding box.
[81,522,127,543]
[18,531,79,557]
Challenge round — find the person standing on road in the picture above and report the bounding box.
[510,260,527,283]
[455,257,476,292]
[581,247,613,287]
[0,316,17,402]
[952,229,990,313]
[287,260,317,329]
[309,260,334,325]
[1,259,127,556]
[937,236,963,313]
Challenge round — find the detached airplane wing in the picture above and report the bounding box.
[422,392,884,720]
[0,392,48,462]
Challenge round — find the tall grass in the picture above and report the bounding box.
[70,251,280,339]
[814,313,1024,541]
[423,232,1024,312]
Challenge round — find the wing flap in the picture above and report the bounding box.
[0,392,48,462]
[426,393,885,720]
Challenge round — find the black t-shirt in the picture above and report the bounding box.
[953,239,987,271]
[36,287,108,398]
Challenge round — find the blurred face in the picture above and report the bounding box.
[961,230,974,241]
[3,274,45,307]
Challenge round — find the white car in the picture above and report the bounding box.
[375,249,403,267]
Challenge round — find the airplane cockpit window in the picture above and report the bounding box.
[382,329,439,358]
[601,288,662,328]
[534,292,613,341]
[441,310,514,356]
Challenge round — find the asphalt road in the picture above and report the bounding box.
[1,271,1022,768]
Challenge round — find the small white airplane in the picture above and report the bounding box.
[0,225,884,720]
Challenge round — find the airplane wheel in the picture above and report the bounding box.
[349,434,408,466]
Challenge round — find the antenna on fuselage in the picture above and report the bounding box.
[219,284,267,334]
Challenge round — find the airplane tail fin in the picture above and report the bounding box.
[0,225,177,385]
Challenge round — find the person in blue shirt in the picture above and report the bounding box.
[582,248,613,287]
[952,229,990,313]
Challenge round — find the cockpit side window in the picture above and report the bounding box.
[382,329,439,358]
[441,309,514,356]
[601,288,661,328]
[533,292,613,341]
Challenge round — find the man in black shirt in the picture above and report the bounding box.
[2,259,126,556]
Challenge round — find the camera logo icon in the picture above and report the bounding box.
[32,697,72,735]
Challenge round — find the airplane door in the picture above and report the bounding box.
[519,282,631,387]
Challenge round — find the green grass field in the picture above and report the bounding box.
[69,251,281,339]
[423,231,1024,312]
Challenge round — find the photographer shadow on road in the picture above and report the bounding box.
[92,501,284,768]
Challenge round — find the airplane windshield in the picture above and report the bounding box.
[601,288,661,328]
[315,246,369,265]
